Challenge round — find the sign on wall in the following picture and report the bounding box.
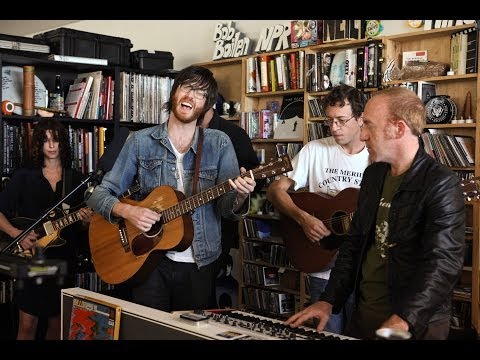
[212,21,252,60]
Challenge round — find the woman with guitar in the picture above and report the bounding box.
[267,84,369,334]
[86,66,257,313]
[0,118,93,339]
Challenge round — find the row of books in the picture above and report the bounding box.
[2,122,28,175]
[450,27,478,75]
[0,279,14,304]
[307,122,331,142]
[421,130,475,168]
[275,142,302,160]
[65,71,114,121]
[243,218,273,239]
[243,263,281,287]
[451,296,471,329]
[67,126,107,175]
[74,271,115,293]
[243,240,289,268]
[242,287,296,315]
[246,50,305,93]
[240,110,275,139]
[305,41,383,92]
[118,71,173,124]
[2,122,106,176]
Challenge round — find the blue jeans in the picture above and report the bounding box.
[309,276,354,334]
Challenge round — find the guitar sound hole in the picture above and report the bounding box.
[330,211,349,235]
[144,221,163,238]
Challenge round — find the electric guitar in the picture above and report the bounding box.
[1,182,141,258]
[1,206,90,258]
[280,188,359,273]
[88,156,293,285]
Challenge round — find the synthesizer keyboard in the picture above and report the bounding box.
[187,309,358,340]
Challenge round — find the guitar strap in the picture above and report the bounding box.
[192,127,203,195]
[62,168,73,212]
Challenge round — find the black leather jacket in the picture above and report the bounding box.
[319,147,466,337]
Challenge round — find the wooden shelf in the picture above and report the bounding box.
[198,24,480,333]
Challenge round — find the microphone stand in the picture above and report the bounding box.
[0,171,99,255]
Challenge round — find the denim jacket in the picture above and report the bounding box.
[86,122,243,268]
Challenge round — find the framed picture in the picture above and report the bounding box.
[68,295,121,340]
[417,81,437,104]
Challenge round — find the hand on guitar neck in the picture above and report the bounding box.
[89,156,293,285]
[1,206,94,258]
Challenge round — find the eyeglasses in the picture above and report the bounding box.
[324,114,356,128]
[179,85,207,100]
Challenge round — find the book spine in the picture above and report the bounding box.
[259,55,270,92]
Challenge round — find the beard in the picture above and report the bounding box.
[171,94,206,124]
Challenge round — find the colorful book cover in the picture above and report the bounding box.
[68,295,121,340]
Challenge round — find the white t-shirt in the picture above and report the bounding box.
[288,136,369,279]
[166,143,195,263]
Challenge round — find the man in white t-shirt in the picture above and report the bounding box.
[266,84,368,334]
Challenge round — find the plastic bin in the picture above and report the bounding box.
[34,28,132,67]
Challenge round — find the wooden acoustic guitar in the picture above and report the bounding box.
[89,156,293,285]
[280,188,359,273]
[282,176,479,273]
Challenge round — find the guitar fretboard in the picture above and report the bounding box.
[154,156,292,223]
[52,209,83,230]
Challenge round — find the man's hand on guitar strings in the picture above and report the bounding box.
[78,207,94,225]
[229,168,256,202]
[301,213,331,243]
[122,204,162,233]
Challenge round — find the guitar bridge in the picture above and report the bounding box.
[118,219,131,252]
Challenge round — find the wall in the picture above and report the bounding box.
[26,20,418,70]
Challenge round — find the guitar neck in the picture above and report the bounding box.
[161,178,235,223]
[51,208,84,231]
[160,156,292,223]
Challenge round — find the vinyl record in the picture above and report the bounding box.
[425,95,457,124]
[1,66,47,115]
[329,50,346,87]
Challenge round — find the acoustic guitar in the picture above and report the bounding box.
[280,188,359,273]
[89,156,293,285]
[282,176,478,273]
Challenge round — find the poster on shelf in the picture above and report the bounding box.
[68,295,121,340]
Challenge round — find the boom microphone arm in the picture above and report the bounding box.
[0,127,130,255]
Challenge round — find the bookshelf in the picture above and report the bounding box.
[0,52,175,338]
[199,23,480,334]
[383,23,480,335]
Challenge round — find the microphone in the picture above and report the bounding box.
[84,169,105,201]
[84,127,130,201]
